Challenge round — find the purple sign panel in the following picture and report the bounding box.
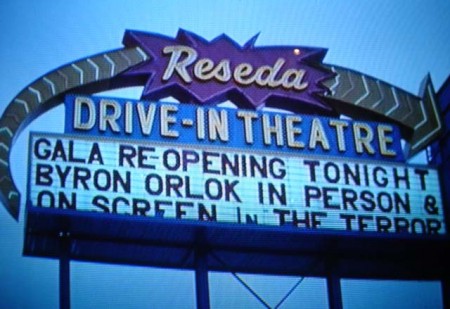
[122,30,333,112]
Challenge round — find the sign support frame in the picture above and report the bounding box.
[442,280,450,309]
[326,259,343,309]
[53,247,450,308]
[59,234,71,309]
[195,247,211,309]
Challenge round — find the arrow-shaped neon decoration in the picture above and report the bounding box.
[321,66,443,158]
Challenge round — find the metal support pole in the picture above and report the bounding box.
[326,258,343,309]
[327,274,343,309]
[195,248,210,309]
[59,235,71,309]
[443,279,450,309]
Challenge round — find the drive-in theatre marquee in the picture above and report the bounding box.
[1,30,448,277]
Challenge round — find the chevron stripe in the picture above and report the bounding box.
[411,83,442,151]
[104,54,116,76]
[0,158,8,167]
[28,87,42,103]
[327,66,340,95]
[0,127,13,137]
[13,98,30,113]
[8,191,18,200]
[136,46,149,61]
[340,70,355,99]
[0,143,9,151]
[71,63,85,84]
[399,92,414,122]
[57,69,69,88]
[119,50,132,66]
[87,58,100,80]
[43,77,56,95]
[386,87,400,116]
[370,80,384,109]
[354,75,369,105]
[414,98,428,130]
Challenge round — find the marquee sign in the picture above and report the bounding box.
[0,29,445,228]
[28,131,444,234]
[26,95,445,236]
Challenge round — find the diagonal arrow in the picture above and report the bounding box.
[405,75,443,156]
[321,65,443,158]
[0,47,149,220]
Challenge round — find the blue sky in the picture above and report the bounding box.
[0,0,449,308]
